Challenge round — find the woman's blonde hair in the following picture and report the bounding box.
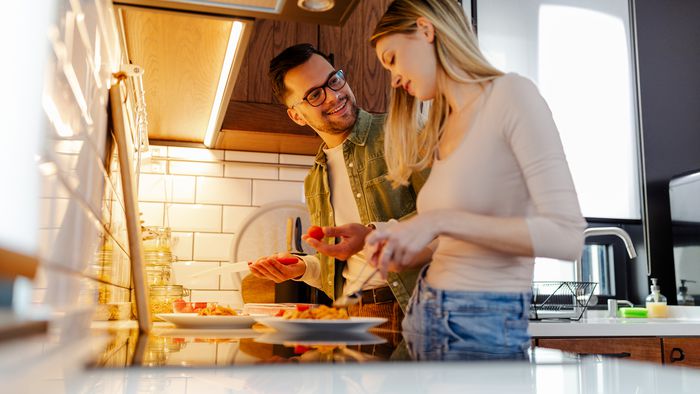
[370,0,503,187]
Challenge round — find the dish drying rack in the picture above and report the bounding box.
[529,281,597,321]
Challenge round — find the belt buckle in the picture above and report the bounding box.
[372,288,378,304]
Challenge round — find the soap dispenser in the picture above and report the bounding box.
[677,279,697,306]
[645,278,668,318]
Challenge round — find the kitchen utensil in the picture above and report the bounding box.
[286,217,293,253]
[333,266,380,308]
[293,216,305,256]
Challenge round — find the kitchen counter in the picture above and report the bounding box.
[4,317,700,393]
[530,306,700,337]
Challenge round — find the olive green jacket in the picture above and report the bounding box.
[301,109,429,313]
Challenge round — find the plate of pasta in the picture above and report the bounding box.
[254,305,387,333]
[157,304,257,329]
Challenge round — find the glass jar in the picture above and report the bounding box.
[142,226,173,253]
[145,263,172,287]
[149,284,189,321]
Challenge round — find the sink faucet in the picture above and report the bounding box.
[575,227,637,283]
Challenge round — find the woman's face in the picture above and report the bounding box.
[375,18,437,101]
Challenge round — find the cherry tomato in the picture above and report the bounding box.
[307,225,324,240]
[293,345,310,354]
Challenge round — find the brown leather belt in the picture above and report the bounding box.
[359,286,396,304]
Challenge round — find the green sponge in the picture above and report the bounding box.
[619,307,648,318]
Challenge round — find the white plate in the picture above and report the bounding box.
[157,313,256,329]
[255,331,387,346]
[254,316,387,333]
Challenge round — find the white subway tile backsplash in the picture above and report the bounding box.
[139,159,167,174]
[225,151,278,164]
[196,177,251,205]
[171,261,219,290]
[252,180,304,206]
[139,202,164,227]
[279,154,315,166]
[279,167,308,182]
[171,231,193,261]
[138,174,196,203]
[135,148,314,302]
[148,145,168,158]
[170,161,223,177]
[193,233,235,261]
[224,163,278,180]
[168,146,224,162]
[167,204,221,232]
[222,206,259,233]
[190,290,242,309]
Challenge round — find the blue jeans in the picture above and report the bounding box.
[402,267,531,361]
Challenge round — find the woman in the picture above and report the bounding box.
[366,0,586,359]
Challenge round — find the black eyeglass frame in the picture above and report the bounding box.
[290,69,346,108]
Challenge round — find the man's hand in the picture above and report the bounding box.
[248,253,306,283]
[302,223,373,260]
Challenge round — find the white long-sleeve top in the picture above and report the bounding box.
[418,73,586,292]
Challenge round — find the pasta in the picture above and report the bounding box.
[197,304,237,316]
[281,305,349,320]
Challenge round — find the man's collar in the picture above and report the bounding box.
[346,109,371,146]
[314,109,371,164]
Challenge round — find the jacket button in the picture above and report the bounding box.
[392,281,399,287]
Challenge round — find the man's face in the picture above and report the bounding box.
[284,54,358,135]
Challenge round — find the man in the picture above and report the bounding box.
[248,43,427,330]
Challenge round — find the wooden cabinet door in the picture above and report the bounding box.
[536,337,663,363]
[319,0,393,113]
[663,338,700,367]
[231,19,318,104]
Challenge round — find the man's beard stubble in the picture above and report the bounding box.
[306,97,359,135]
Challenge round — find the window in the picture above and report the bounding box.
[474,0,643,292]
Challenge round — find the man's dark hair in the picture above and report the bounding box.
[268,43,331,104]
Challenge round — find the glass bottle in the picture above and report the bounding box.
[645,278,668,318]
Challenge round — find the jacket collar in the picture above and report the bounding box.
[314,109,372,164]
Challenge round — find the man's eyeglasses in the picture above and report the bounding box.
[290,69,346,108]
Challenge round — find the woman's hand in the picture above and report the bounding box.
[364,212,443,278]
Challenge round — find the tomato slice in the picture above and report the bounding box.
[296,304,310,312]
[307,225,324,240]
[276,256,299,265]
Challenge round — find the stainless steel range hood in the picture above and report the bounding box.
[114,0,360,26]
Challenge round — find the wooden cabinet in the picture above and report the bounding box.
[535,337,664,363]
[318,0,393,113]
[662,338,700,367]
[218,1,393,154]
[535,337,700,368]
